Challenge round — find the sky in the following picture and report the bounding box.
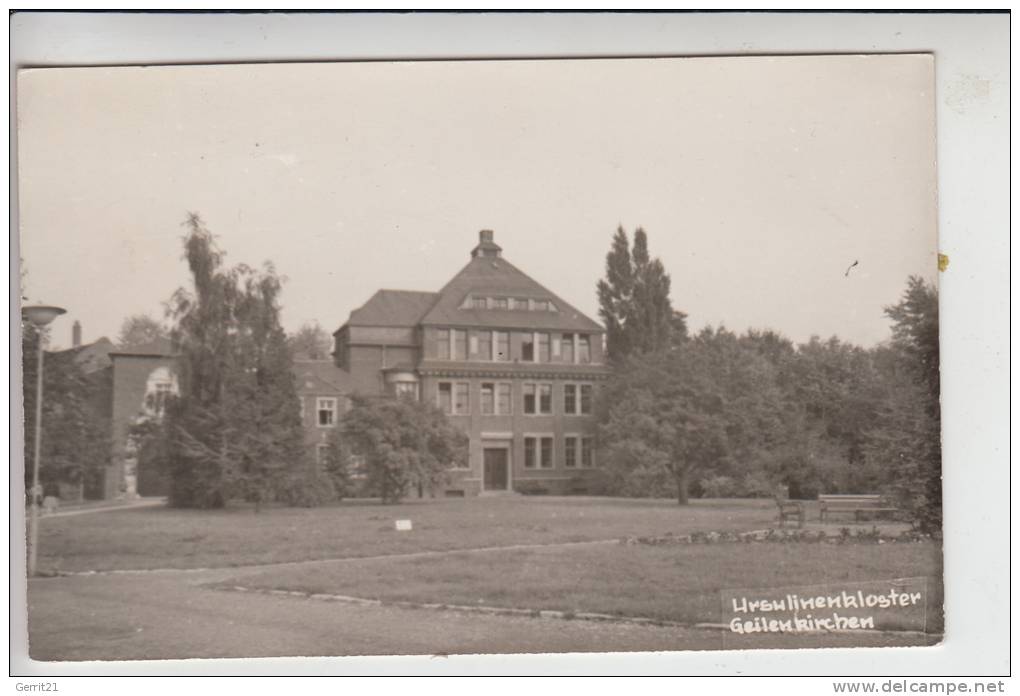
[17,55,937,351]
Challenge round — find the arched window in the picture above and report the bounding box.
[143,366,178,417]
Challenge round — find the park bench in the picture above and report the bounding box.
[818,494,899,522]
[773,494,805,528]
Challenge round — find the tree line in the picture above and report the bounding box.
[593,226,941,532]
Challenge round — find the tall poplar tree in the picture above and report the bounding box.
[596,226,675,362]
[596,227,634,361]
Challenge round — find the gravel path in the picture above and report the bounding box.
[27,570,725,661]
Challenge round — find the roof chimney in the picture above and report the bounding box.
[72,320,82,348]
[471,229,502,259]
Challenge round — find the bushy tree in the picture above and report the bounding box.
[596,226,675,362]
[160,213,307,509]
[287,322,333,360]
[598,330,791,504]
[330,394,467,504]
[117,314,170,351]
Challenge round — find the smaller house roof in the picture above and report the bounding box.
[343,290,440,329]
[109,336,176,358]
[294,360,352,395]
[52,337,117,374]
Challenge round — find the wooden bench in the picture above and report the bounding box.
[774,495,805,528]
[818,494,899,522]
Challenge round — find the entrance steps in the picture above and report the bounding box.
[478,489,519,497]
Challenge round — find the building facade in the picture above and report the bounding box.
[41,328,178,501]
[105,339,178,499]
[333,230,610,496]
[44,230,605,501]
[294,359,352,471]
[54,333,351,502]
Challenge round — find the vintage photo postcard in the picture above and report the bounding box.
[16,54,941,662]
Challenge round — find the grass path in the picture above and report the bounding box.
[54,537,620,577]
[38,496,778,572]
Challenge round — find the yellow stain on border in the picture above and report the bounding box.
[938,253,949,272]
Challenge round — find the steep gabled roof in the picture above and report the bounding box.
[419,255,603,333]
[344,289,440,328]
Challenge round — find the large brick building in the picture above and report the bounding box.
[332,230,610,496]
[44,230,604,501]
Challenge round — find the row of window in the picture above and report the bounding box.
[437,381,593,416]
[523,435,595,469]
[304,380,594,427]
[463,295,558,313]
[435,329,592,364]
[316,437,594,471]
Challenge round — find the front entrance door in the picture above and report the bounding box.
[483,448,509,491]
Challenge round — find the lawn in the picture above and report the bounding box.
[37,496,779,573]
[33,495,943,654]
[220,540,943,636]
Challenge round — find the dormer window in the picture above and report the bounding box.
[462,295,557,312]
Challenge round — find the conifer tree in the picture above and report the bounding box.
[596,227,634,361]
[596,226,675,362]
[869,276,942,531]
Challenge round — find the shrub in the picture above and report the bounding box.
[699,475,739,498]
[277,470,339,507]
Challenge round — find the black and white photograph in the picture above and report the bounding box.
[10,11,1009,679]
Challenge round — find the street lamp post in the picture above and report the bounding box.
[22,304,66,577]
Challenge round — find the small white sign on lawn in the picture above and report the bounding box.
[395,519,413,532]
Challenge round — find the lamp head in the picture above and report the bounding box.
[22,305,66,328]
